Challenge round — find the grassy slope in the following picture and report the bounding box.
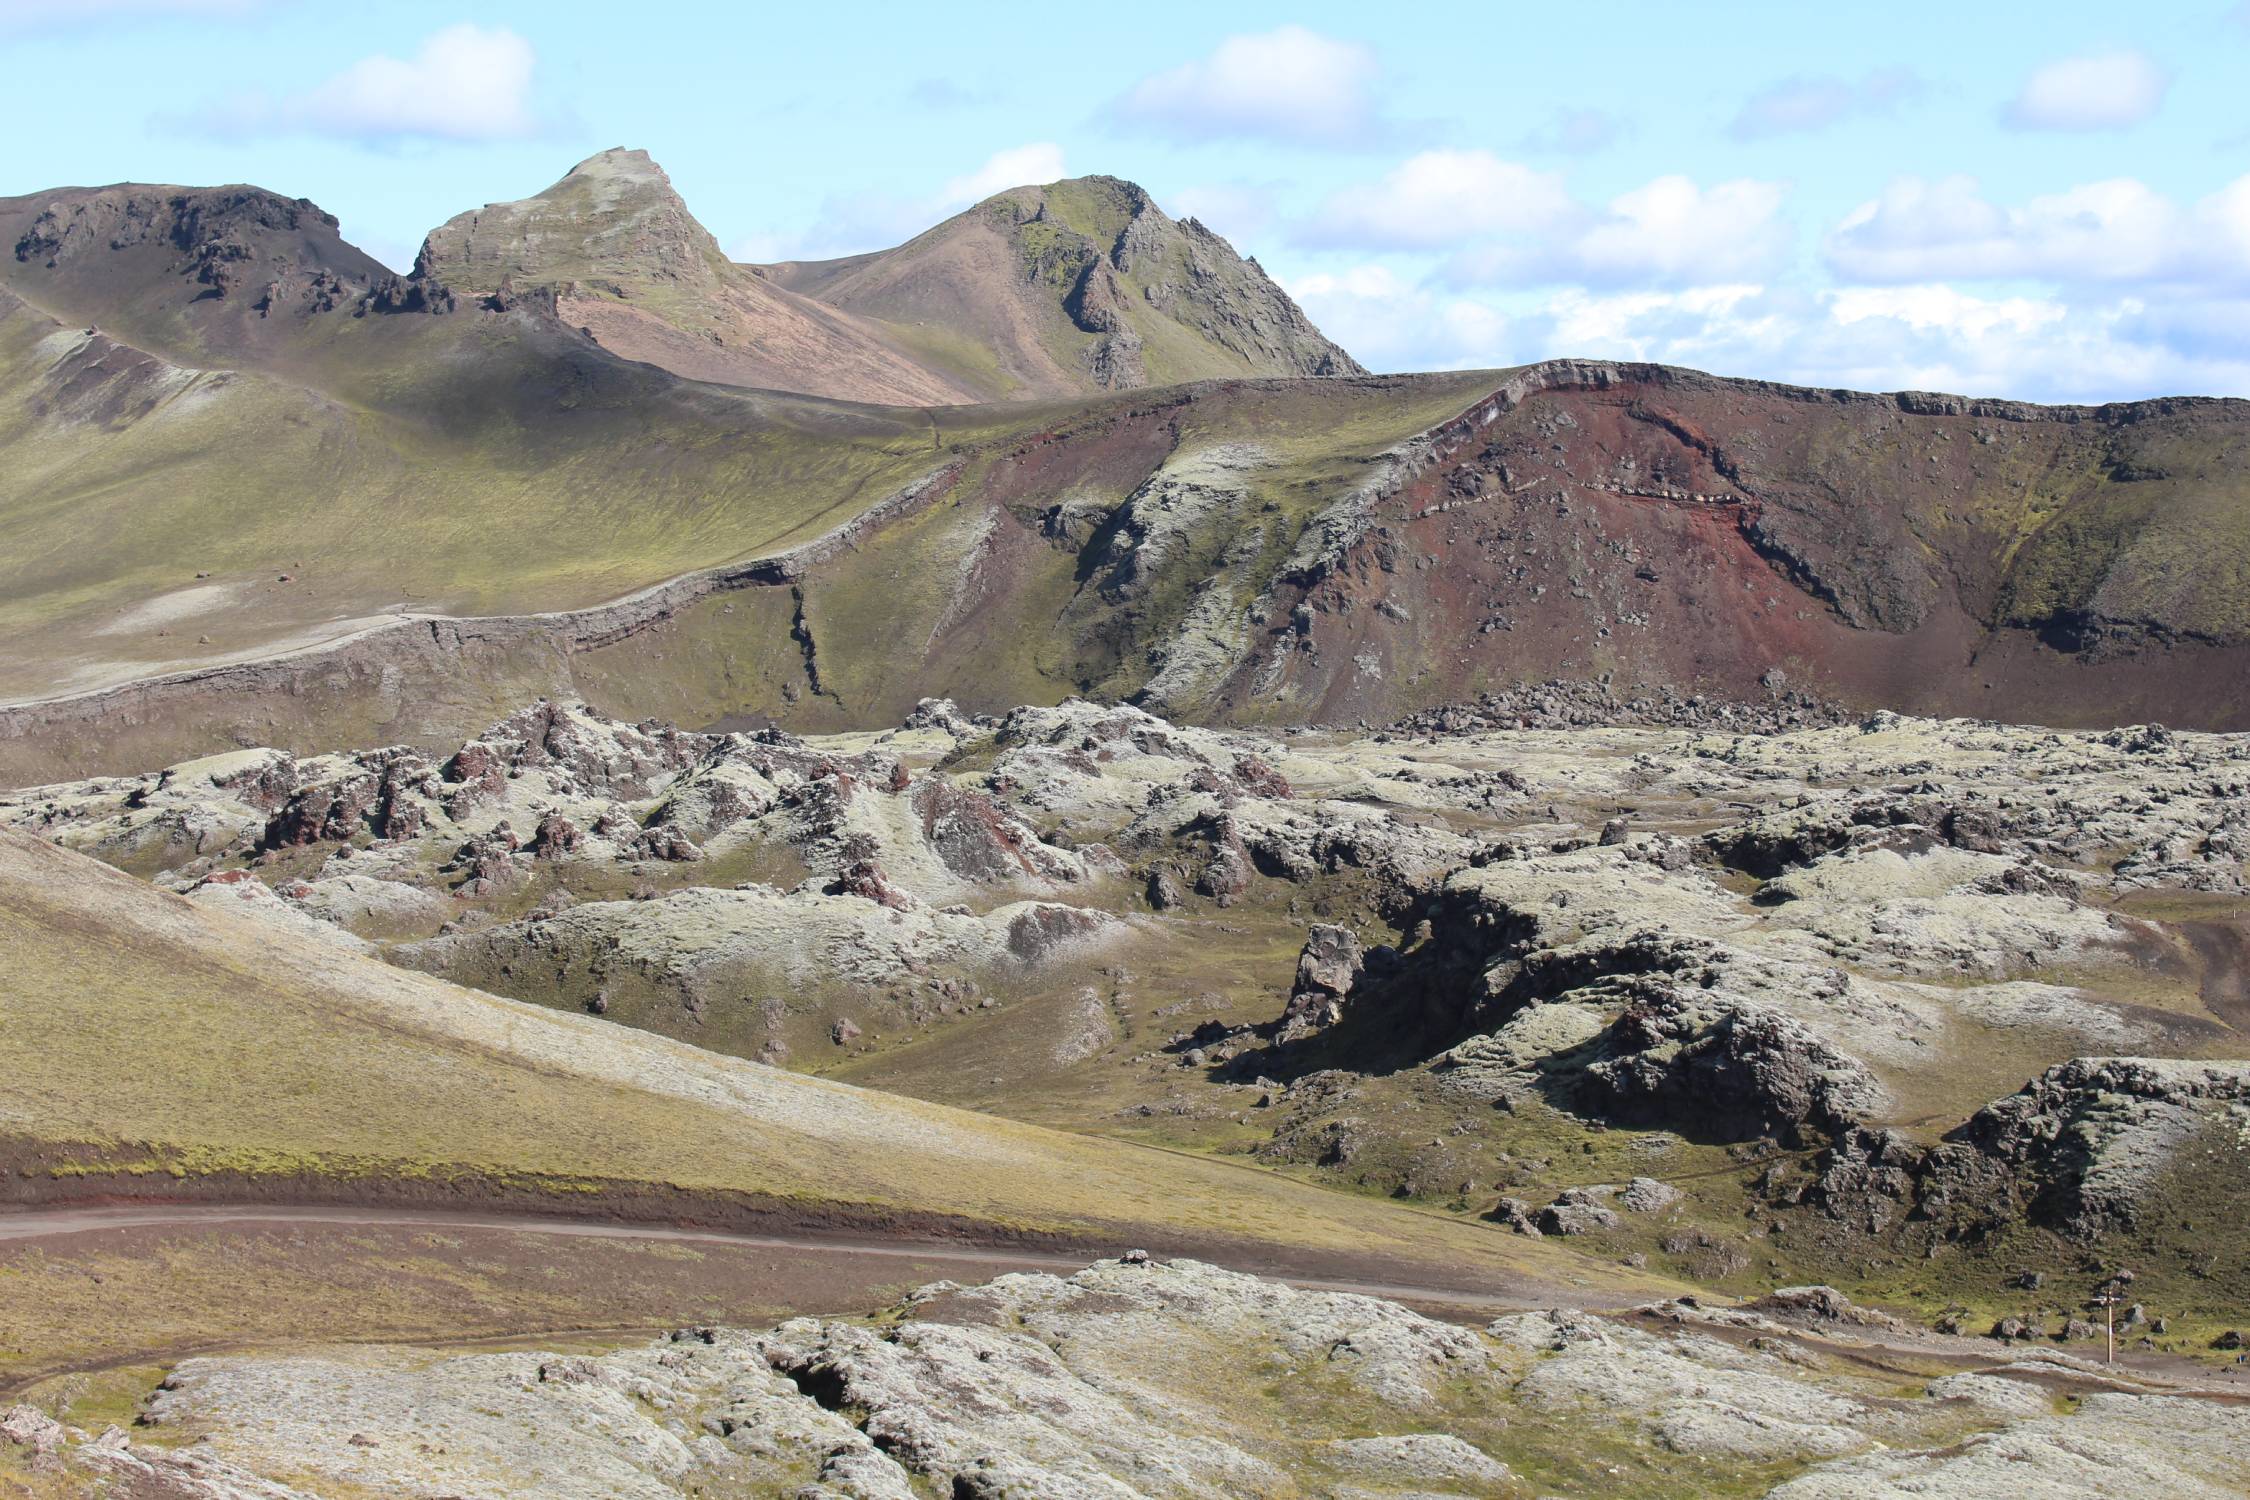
[1038,179,1264,388]
[0,286,1010,699]
[352,371,1502,735]
[0,829,1670,1301]
[1779,390,2250,643]
[0,226,1475,717]
[794,374,1500,722]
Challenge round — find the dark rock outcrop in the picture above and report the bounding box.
[1279,923,1363,1038]
[1582,989,1885,1141]
[1917,1058,2250,1241]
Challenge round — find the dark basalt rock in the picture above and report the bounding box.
[1279,923,1363,1039]
[1581,990,1885,1141]
[1918,1058,2250,1241]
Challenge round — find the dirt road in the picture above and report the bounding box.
[0,1203,1527,1311]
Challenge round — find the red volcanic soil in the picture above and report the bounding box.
[1229,368,2250,729]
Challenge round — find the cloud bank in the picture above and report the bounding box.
[1111,26,1383,145]
[189,24,539,144]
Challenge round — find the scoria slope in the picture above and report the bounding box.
[411,148,982,404]
[764,173,1365,398]
[512,361,2250,737]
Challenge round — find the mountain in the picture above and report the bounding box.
[4,157,2250,783]
[0,151,1363,410]
[414,151,1362,403]
[762,174,1365,398]
[412,147,980,404]
[0,208,988,752]
[0,178,398,368]
[4,346,2248,782]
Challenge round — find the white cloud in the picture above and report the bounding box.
[1302,150,1574,250]
[1289,264,2250,402]
[1285,265,1516,371]
[192,23,538,143]
[1827,284,2067,340]
[1540,284,1771,360]
[1824,172,2250,284]
[1782,287,2243,399]
[1301,155,1787,288]
[1822,175,2006,279]
[940,143,1066,203]
[1728,68,1919,140]
[1112,26,1381,144]
[295,24,536,141]
[1570,176,1791,285]
[2202,175,2250,266]
[736,143,1069,263]
[2002,50,2170,131]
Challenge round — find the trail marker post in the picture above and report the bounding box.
[2088,1269,2134,1366]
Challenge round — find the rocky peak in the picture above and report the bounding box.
[563,146,671,186]
[8,183,389,311]
[413,146,727,299]
[968,174,1364,388]
[403,148,983,403]
[14,185,335,268]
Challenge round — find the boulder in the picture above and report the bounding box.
[1279,923,1363,1037]
[1004,904,1110,964]
[1620,1176,1682,1213]
[1191,812,1252,906]
[0,1404,63,1458]
[529,811,582,859]
[1489,1197,1542,1236]
[1535,1187,1620,1236]
[1584,990,1888,1141]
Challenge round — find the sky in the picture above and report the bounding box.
[4,0,2249,401]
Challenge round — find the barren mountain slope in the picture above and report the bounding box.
[765,173,1365,399]
[568,362,2250,739]
[412,148,980,403]
[0,181,1049,719]
[4,161,2250,780]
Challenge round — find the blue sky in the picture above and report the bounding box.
[5,0,2248,400]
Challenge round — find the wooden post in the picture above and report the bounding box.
[2088,1279,2127,1366]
